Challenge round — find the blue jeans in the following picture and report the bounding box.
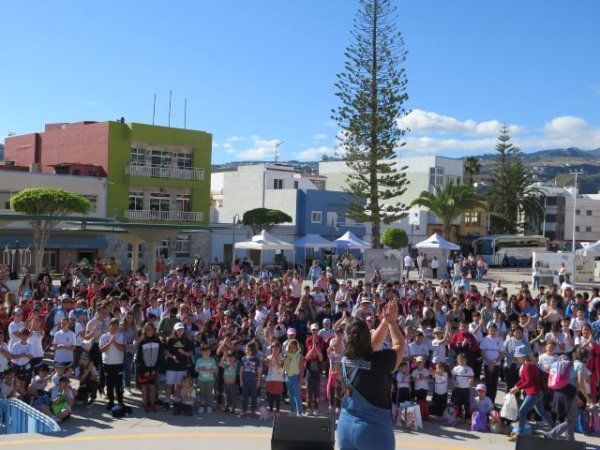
[518,393,553,430]
[242,377,257,412]
[285,374,302,414]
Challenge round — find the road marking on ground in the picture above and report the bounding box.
[0,432,475,450]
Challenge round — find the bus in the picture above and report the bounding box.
[472,235,549,267]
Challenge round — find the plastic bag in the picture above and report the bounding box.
[500,393,519,421]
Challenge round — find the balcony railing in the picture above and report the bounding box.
[125,210,204,222]
[126,164,205,180]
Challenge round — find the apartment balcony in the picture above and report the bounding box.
[124,210,204,222]
[125,164,205,180]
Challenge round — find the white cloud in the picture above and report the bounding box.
[311,133,328,141]
[235,136,283,160]
[393,110,600,155]
[295,146,334,160]
[397,109,522,136]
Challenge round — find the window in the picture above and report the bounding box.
[312,179,326,190]
[157,239,170,258]
[464,211,481,225]
[149,193,170,212]
[429,167,444,185]
[294,181,299,189]
[0,191,15,209]
[127,244,143,260]
[175,235,190,258]
[576,209,581,215]
[128,192,144,211]
[131,148,147,165]
[587,210,592,216]
[273,179,283,189]
[43,250,58,271]
[326,211,339,226]
[575,226,580,232]
[175,194,191,212]
[311,211,322,223]
[177,153,192,169]
[586,226,592,232]
[150,150,173,167]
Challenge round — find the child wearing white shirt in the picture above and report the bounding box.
[411,357,430,401]
[430,363,448,416]
[394,361,411,404]
[451,353,474,420]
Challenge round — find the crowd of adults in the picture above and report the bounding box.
[0,252,598,442]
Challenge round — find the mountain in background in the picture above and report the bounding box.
[212,147,600,195]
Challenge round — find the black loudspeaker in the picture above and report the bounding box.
[271,415,335,450]
[515,435,586,450]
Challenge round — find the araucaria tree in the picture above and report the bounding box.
[332,0,410,249]
[10,188,91,274]
[487,127,544,234]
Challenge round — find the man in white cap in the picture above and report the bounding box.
[318,318,334,343]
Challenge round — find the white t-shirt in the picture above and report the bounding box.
[452,365,474,388]
[74,321,86,346]
[28,331,44,358]
[408,342,430,359]
[53,329,76,364]
[10,341,32,366]
[479,336,503,365]
[0,342,9,372]
[468,322,484,343]
[8,321,25,348]
[537,353,558,372]
[395,371,411,389]
[411,367,430,391]
[431,338,447,363]
[569,318,587,338]
[433,372,448,395]
[99,332,125,365]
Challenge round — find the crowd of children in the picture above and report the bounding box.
[0,254,598,442]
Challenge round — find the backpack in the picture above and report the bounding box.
[548,360,572,390]
[471,411,488,432]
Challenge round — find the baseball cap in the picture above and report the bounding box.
[287,327,297,336]
[323,318,331,325]
[174,322,185,331]
[475,383,487,392]
[310,323,319,331]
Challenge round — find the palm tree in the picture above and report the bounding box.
[411,180,485,239]
[463,156,482,186]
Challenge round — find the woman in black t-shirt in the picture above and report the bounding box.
[337,302,406,450]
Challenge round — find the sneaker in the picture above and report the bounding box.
[240,411,246,418]
[206,407,212,414]
[328,405,333,414]
[312,410,318,416]
[335,407,340,414]
[105,403,115,411]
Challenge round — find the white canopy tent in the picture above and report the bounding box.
[294,234,334,249]
[415,233,460,250]
[335,231,371,250]
[234,230,294,266]
[576,240,600,256]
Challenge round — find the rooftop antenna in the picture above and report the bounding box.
[168,90,172,127]
[274,141,284,163]
[152,94,156,125]
[184,98,187,129]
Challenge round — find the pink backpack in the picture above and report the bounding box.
[548,360,571,390]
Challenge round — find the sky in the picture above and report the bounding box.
[1,1,599,164]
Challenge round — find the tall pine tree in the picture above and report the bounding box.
[332,0,410,249]
[487,127,544,234]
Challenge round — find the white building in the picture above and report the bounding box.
[318,156,464,246]
[210,163,324,225]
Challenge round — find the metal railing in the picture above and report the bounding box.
[0,398,61,434]
[125,209,204,222]
[125,164,205,180]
